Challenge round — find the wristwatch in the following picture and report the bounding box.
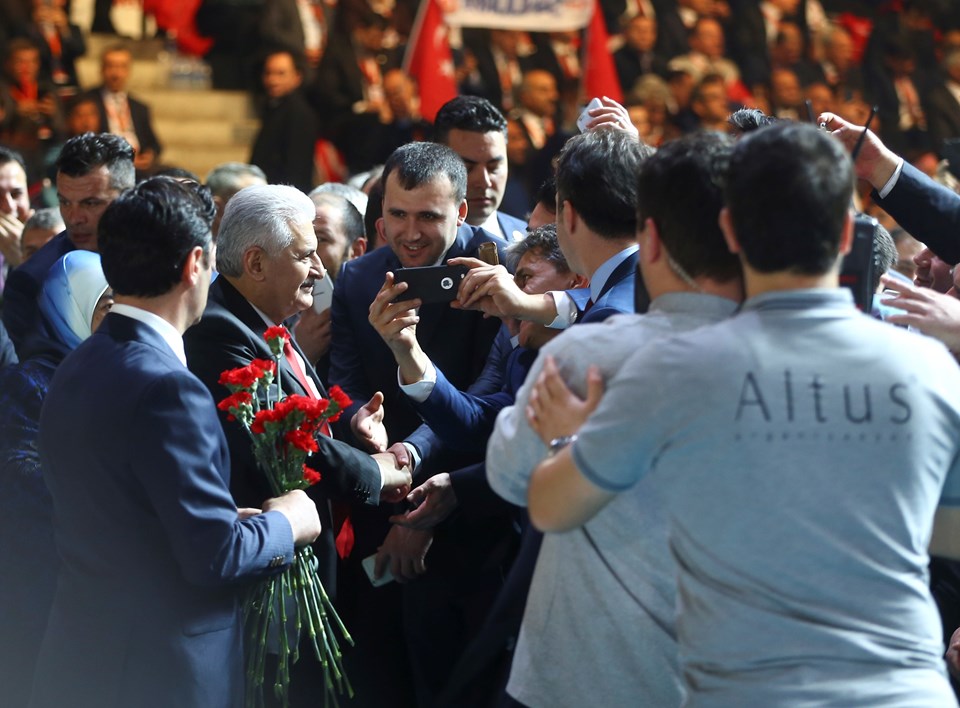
[547,434,577,457]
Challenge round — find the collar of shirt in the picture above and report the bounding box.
[649,291,739,318]
[479,211,506,240]
[948,81,960,108]
[741,287,855,314]
[110,303,186,365]
[590,244,639,304]
[250,301,322,398]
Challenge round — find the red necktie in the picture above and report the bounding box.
[285,340,352,556]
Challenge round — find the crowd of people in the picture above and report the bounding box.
[4,1,960,708]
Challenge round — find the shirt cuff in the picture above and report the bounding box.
[546,291,578,330]
[401,442,421,475]
[398,360,437,403]
[877,157,904,199]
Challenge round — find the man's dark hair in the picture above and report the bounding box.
[0,145,26,172]
[636,131,740,281]
[433,96,508,143]
[364,176,384,247]
[534,176,557,214]
[725,122,854,275]
[98,177,215,297]
[872,222,897,292]
[727,108,777,135]
[381,142,467,203]
[506,222,569,273]
[154,166,201,182]
[55,133,136,192]
[313,192,365,251]
[555,130,652,240]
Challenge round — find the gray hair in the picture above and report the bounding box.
[506,223,569,273]
[216,184,315,277]
[204,162,267,200]
[23,207,65,233]
[310,181,368,217]
[310,192,365,248]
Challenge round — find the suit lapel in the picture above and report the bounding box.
[212,277,325,398]
[413,225,475,348]
[595,250,638,305]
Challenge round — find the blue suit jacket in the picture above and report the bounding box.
[494,211,527,242]
[874,161,960,265]
[32,313,294,708]
[2,231,74,356]
[330,223,508,456]
[578,249,640,323]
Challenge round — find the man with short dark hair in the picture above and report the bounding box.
[457,129,651,327]
[329,141,508,707]
[32,177,321,708]
[529,122,960,706]
[250,49,317,192]
[433,95,527,240]
[3,132,134,354]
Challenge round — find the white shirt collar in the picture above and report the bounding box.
[110,303,186,365]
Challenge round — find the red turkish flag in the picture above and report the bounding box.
[583,0,623,103]
[403,0,458,122]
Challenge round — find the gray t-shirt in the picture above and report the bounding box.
[486,292,739,708]
[575,289,960,707]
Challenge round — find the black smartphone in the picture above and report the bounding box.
[393,264,468,304]
[839,215,877,312]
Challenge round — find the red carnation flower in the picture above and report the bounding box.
[250,358,277,376]
[219,364,263,391]
[327,386,352,422]
[285,429,319,454]
[302,465,322,485]
[264,326,291,357]
[217,391,253,421]
[251,407,283,435]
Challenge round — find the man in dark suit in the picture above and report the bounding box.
[3,132,134,355]
[328,141,508,707]
[86,45,162,174]
[183,183,411,707]
[926,48,960,158]
[31,177,321,708]
[184,183,411,586]
[434,95,528,239]
[250,50,318,192]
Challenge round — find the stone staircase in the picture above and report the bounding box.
[75,34,259,179]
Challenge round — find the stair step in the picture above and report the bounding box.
[142,89,255,121]
[161,146,254,179]
[154,117,259,148]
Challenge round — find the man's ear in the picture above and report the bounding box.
[375,217,386,245]
[243,246,267,281]
[838,210,855,256]
[457,199,468,226]
[639,217,662,265]
[560,199,576,234]
[718,207,741,255]
[182,246,204,286]
[569,273,589,289]
[351,236,368,259]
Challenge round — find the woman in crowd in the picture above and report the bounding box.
[0,250,112,707]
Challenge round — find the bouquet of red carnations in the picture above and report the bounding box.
[217,325,353,708]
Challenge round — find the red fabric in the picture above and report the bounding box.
[837,13,872,65]
[333,511,355,559]
[142,0,212,56]
[583,0,622,103]
[283,341,330,436]
[403,0,457,122]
